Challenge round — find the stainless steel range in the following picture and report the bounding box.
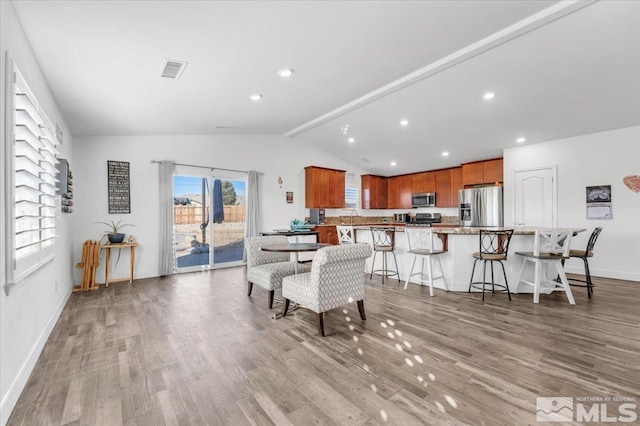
[405,212,442,227]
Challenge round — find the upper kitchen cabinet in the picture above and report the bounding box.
[398,175,413,209]
[361,174,387,209]
[435,169,452,207]
[387,176,399,209]
[483,158,503,184]
[450,167,463,207]
[305,166,346,208]
[461,158,503,186]
[412,172,435,194]
[461,162,484,186]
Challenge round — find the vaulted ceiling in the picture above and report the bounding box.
[13,0,640,175]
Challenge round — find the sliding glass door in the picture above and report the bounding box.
[211,178,246,266]
[173,174,212,270]
[172,168,246,272]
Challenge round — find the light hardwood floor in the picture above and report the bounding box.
[7,268,640,425]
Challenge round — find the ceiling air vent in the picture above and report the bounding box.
[159,59,188,79]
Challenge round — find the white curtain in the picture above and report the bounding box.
[244,171,260,261]
[158,161,176,275]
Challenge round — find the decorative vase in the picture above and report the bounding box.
[108,233,125,244]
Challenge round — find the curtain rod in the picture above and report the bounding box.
[150,160,262,175]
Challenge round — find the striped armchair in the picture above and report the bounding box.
[281,243,372,336]
[245,236,311,309]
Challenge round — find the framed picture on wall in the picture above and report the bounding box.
[586,185,612,220]
[286,191,293,204]
[107,160,131,214]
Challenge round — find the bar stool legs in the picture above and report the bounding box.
[468,229,514,301]
[370,249,400,284]
[468,258,511,301]
[370,227,400,284]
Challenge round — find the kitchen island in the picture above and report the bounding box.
[353,225,585,293]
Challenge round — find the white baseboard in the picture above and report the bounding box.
[0,288,71,426]
[564,265,640,282]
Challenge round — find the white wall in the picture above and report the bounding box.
[0,2,75,424]
[504,125,640,281]
[72,134,368,281]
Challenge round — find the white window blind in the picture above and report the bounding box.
[8,66,60,285]
[345,172,359,209]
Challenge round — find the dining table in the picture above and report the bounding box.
[260,242,331,274]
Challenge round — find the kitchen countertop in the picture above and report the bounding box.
[429,226,587,235]
[350,225,587,235]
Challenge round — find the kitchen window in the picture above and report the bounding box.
[345,172,359,208]
[4,61,60,291]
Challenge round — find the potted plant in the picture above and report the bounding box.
[96,220,134,244]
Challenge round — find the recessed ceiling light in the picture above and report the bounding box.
[516,137,526,143]
[441,151,449,157]
[278,68,294,78]
[249,94,263,101]
[390,161,397,166]
[400,119,409,126]
[347,137,355,143]
[483,92,495,100]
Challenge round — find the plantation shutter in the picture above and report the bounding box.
[11,67,60,282]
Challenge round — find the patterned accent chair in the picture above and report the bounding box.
[281,243,373,337]
[245,236,312,309]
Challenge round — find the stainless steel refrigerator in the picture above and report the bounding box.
[458,187,503,227]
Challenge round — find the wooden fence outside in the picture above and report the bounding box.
[174,205,245,224]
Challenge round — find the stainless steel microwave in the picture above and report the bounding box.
[412,192,436,208]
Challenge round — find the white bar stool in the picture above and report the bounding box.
[514,228,576,305]
[404,227,448,296]
[336,225,355,244]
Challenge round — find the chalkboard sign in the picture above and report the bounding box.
[107,160,131,214]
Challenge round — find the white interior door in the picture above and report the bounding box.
[514,167,556,227]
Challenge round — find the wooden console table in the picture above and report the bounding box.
[102,242,138,287]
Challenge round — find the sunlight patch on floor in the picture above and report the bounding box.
[380,409,388,421]
[445,395,458,408]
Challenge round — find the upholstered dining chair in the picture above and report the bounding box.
[281,243,373,337]
[244,235,311,309]
[514,228,575,305]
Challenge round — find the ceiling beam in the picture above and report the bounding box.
[285,0,597,138]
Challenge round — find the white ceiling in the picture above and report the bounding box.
[12,0,640,175]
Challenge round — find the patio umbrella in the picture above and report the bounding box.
[213,179,224,223]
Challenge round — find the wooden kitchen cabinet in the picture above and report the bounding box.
[398,175,413,209]
[329,169,346,207]
[411,172,436,194]
[386,176,399,209]
[483,158,503,184]
[411,173,424,194]
[461,158,503,186]
[424,172,435,192]
[435,169,452,207]
[305,166,346,208]
[462,162,485,186]
[450,167,463,207]
[312,226,338,245]
[361,175,387,209]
